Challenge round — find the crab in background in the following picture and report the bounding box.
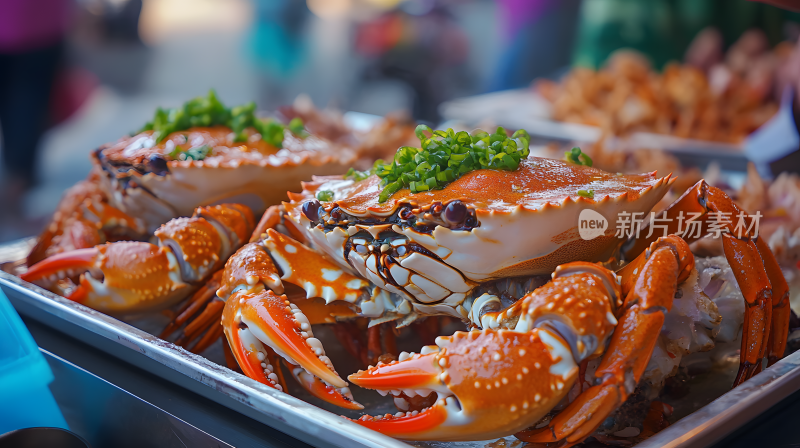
[28,91,414,267]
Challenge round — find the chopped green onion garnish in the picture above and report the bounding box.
[288,117,308,137]
[350,125,530,203]
[577,189,595,199]
[316,190,334,201]
[169,144,211,161]
[138,90,306,148]
[565,147,593,167]
[345,167,372,181]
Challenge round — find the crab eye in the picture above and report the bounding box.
[398,206,414,221]
[444,200,466,225]
[302,200,322,222]
[147,154,169,175]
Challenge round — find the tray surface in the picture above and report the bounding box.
[2,237,800,448]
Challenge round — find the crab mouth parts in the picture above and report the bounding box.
[343,230,476,312]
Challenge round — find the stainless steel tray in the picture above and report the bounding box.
[3,237,800,448]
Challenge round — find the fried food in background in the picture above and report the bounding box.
[534,29,793,143]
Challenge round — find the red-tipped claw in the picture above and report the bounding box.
[23,242,189,315]
[349,328,581,441]
[222,299,284,391]
[347,265,626,441]
[222,288,348,392]
[349,352,442,391]
[23,204,254,316]
[290,365,363,410]
[21,247,98,285]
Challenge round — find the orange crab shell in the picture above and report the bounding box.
[298,157,672,216]
[78,242,189,314]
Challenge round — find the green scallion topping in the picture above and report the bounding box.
[577,189,595,199]
[316,190,334,202]
[358,125,529,203]
[288,117,308,137]
[345,167,372,181]
[565,147,592,167]
[169,144,211,161]
[138,90,306,148]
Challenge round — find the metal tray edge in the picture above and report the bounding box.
[0,271,410,448]
[638,348,800,447]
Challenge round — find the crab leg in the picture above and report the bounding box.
[348,262,621,441]
[27,173,147,265]
[221,287,362,408]
[81,197,147,239]
[164,205,312,350]
[757,236,791,367]
[518,236,694,447]
[160,270,224,342]
[623,180,786,384]
[218,231,369,409]
[723,235,772,383]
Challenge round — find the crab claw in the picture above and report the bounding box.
[349,328,580,441]
[222,288,348,393]
[21,247,98,286]
[24,204,253,317]
[290,365,363,410]
[348,351,443,392]
[82,197,146,237]
[22,242,190,314]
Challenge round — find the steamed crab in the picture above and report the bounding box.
[21,204,254,326]
[28,91,404,265]
[202,124,787,444]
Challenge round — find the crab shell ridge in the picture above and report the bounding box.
[285,157,674,283]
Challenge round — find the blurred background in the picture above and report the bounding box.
[1,0,800,243]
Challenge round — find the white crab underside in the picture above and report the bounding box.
[102,160,355,232]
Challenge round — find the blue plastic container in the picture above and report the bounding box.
[0,289,68,434]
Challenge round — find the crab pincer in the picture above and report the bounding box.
[22,242,190,314]
[21,204,254,315]
[349,263,621,441]
[216,232,369,409]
